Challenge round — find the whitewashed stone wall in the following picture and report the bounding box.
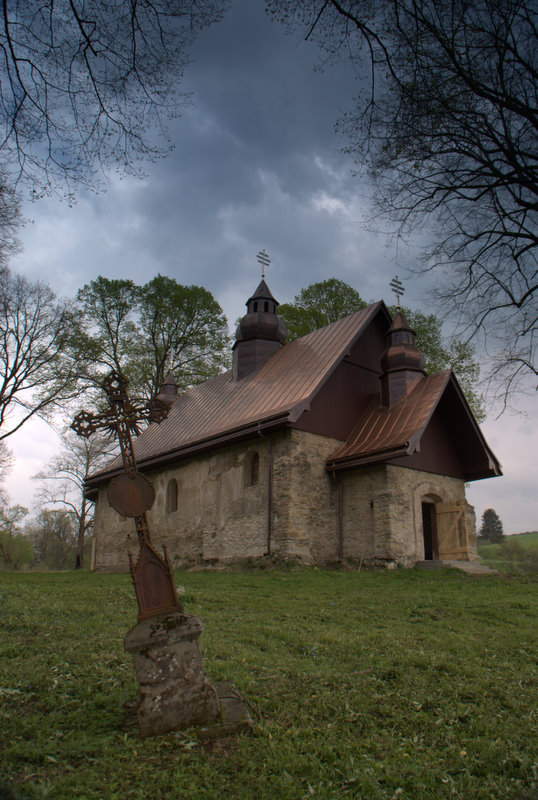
[92,430,477,571]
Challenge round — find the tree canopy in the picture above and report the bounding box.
[269,0,537,402]
[0,1,228,197]
[279,278,484,418]
[279,278,367,339]
[75,274,230,401]
[0,268,82,443]
[479,508,505,543]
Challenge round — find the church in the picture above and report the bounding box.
[87,278,501,572]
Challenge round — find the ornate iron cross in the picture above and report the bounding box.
[72,370,183,620]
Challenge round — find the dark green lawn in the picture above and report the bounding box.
[1,567,537,799]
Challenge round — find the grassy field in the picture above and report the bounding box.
[0,567,537,800]
[478,532,538,574]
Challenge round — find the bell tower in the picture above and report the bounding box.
[380,311,426,406]
[232,251,287,381]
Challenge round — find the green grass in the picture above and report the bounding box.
[0,568,537,800]
[478,532,538,574]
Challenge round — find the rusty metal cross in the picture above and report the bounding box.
[72,370,182,620]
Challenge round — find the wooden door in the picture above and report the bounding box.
[436,502,468,560]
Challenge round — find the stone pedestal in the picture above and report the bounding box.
[124,610,221,737]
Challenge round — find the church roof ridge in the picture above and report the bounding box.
[88,302,389,484]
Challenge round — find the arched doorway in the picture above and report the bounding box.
[421,501,438,560]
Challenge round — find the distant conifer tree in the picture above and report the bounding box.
[479,509,504,543]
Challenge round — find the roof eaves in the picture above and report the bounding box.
[327,443,411,472]
[444,372,502,475]
[86,409,292,488]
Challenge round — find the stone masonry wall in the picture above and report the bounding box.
[340,464,476,566]
[92,430,477,572]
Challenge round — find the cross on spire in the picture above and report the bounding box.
[257,248,271,279]
[390,275,405,309]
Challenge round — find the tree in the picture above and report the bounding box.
[34,430,117,569]
[479,508,505,543]
[0,502,31,569]
[0,441,14,505]
[279,278,367,339]
[75,274,230,400]
[279,279,484,418]
[26,509,78,570]
[135,275,231,397]
[0,268,83,442]
[0,185,21,267]
[269,0,538,402]
[0,1,229,197]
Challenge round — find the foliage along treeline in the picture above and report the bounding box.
[0,504,93,572]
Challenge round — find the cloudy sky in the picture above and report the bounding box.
[5,0,537,534]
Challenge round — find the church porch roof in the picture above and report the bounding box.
[326,370,501,480]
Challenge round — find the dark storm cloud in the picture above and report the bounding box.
[102,0,393,308]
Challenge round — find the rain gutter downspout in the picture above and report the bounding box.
[258,429,272,556]
[331,470,344,563]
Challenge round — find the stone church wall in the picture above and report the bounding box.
[340,464,475,566]
[92,430,476,572]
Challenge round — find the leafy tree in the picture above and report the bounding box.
[34,431,117,569]
[269,0,537,402]
[26,509,78,570]
[479,508,505,543]
[75,276,140,388]
[279,279,484,418]
[0,1,229,197]
[279,278,367,339]
[75,274,230,400]
[136,275,231,397]
[0,268,83,442]
[0,503,31,570]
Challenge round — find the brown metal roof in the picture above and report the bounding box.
[326,370,502,479]
[88,302,385,485]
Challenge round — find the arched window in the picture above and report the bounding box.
[244,451,260,487]
[166,478,178,513]
[264,301,269,312]
[253,301,258,312]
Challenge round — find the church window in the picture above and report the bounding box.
[253,301,258,312]
[245,451,260,487]
[166,478,178,513]
[264,301,269,312]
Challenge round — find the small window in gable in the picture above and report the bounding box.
[245,451,260,487]
[166,478,178,513]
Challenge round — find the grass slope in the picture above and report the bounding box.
[478,532,538,574]
[0,568,537,800]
